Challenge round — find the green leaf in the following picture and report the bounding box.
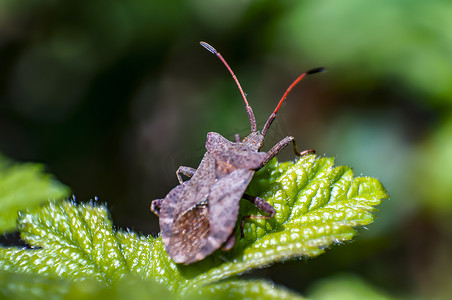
[1,201,129,282]
[0,270,71,300]
[191,279,308,300]
[0,155,387,299]
[307,274,396,300]
[0,271,176,300]
[115,230,184,291]
[184,155,387,288]
[0,200,188,294]
[0,155,69,233]
[416,116,452,212]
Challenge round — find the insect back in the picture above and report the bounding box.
[150,42,324,265]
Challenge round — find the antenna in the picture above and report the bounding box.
[200,41,257,132]
[261,67,325,136]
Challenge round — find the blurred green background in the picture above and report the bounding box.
[1,0,451,298]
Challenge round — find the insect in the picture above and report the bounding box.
[151,41,324,265]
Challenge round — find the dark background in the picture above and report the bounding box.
[1,0,451,298]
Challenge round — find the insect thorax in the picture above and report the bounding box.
[242,131,265,151]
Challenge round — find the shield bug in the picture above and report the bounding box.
[151,41,324,264]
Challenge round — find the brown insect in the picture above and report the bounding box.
[151,41,324,264]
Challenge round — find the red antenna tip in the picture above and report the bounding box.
[272,67,325,115]
[261,67,325,136]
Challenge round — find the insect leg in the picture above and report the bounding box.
[221,231,236,251]
[234,133,241,143]
[150,199,164,216]
[176,166,197,184]
[258,136,314,169]
[240,194,276,237]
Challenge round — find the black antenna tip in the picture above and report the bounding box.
[200,41,217,54]
[306,67,326,75]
